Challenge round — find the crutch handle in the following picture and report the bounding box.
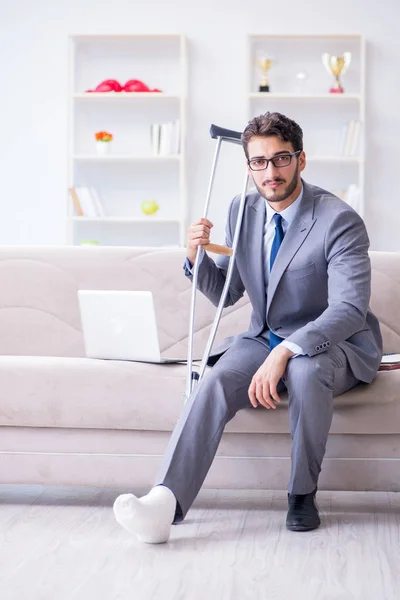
[209,124,242,145]
[202,243,233,257]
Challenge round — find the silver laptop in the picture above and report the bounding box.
[78,290,183,363]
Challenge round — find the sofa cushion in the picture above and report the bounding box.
[0,356,399,435]
[0,247,398,360]
[0,247,251,360]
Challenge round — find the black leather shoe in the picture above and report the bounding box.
[286,490,321,532]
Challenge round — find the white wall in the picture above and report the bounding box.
[1,0,399,250]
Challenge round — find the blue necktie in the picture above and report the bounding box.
[269,213,285,350]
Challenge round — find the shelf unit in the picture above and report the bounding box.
[68,34,187,246]
[247,34,366,215]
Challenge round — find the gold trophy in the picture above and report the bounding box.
[256,57,273,92]
[322,52,351,94]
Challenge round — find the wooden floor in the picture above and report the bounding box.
[0,485,399,600]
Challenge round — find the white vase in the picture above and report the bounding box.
[96,142,111,155]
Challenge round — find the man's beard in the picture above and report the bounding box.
[253,162,299,203]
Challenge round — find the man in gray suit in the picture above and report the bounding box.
[113,112,382,544]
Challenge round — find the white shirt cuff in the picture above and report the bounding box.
[281,340,305,357]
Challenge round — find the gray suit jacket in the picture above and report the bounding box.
[186,180,383,383]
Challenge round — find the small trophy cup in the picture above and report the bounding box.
[322,52,351,94]
[256,57,273,92]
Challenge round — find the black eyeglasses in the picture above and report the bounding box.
[247,150,301,171]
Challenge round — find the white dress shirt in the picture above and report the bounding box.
[264,187,305,357]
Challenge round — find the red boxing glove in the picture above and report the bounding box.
[123,79,150,92]
[123,79,162,92]
[86,79,123,93]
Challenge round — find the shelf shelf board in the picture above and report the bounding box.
[70,217,181,223]
[70,34,184,42]
[72,154,181,162]
[249,34,362,40]
[248,93,361,100]
[73,92,182,100]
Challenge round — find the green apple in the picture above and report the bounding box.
[141,200,159,215]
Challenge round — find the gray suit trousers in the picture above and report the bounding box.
[154,337,359,522]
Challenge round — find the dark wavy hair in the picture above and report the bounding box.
[241,112,303,159]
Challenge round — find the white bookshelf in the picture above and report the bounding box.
[247,34,366,216]
[68,34,187,246]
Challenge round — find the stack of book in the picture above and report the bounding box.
[69,187,105,217]
[379,354,400,371]
[337,120,361,157]
[151,121,180,156]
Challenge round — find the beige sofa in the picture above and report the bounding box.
[0,246,399,492]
